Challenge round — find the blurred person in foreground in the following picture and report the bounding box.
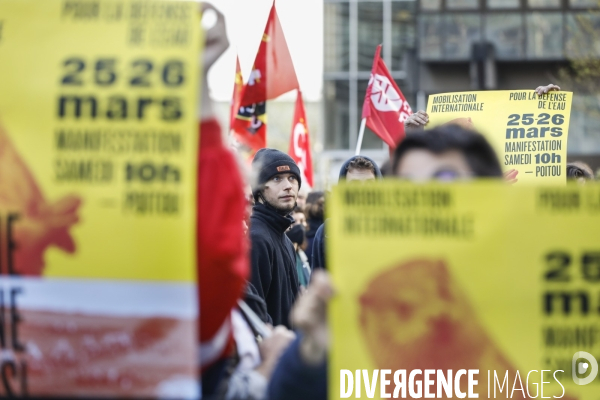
[249,148,302,328]
[393,126,503,180]
[567,161,595,184]
[311,156,382,271]
[197,5,295,399]
[267,127,505,400]
[197,3,248,389]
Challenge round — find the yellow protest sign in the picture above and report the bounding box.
[329,181,600,400]
[426,91,572,185]
[0,0,201,396]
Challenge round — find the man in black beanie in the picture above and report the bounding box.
[248,148,301,328]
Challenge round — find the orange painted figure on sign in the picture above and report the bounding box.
[0,123,81,276]
[359,259,530,399]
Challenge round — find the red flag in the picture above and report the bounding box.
[230,55,266,151]
[288,90,314,188]
[230,55,243,128]
[361,45,412,149]
[239,3,299,107]
[231,99,267,151]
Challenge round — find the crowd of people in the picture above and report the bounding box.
[197,4,598,400]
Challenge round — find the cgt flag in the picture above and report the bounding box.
[239,2,299,107]
[231,100,267,152]
[230,57,266,151]
[361,45,412,149]
[288,90,314,188]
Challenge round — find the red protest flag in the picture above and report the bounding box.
[229,55,244,128]
[239,3,299,107]
[288,90,314,188]
[230,55,266,151]
[361,45,412,149]
[231,98,267,151]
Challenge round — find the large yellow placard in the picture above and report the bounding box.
[330,181,600,400]
[0,0,201,281]
[0,1,201,396]
[426,91,572,185]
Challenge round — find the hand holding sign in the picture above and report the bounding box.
[404,110,429,131]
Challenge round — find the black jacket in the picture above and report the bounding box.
[311,221,327,270]
[304,218,322,264]
[244,281,272,325]
[249,203,300,328]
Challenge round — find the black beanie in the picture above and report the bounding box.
[252,148,302,200]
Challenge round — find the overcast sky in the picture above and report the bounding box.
[206,0,323,102]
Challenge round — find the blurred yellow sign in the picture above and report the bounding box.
[0,0,201,397]
[426,91,572,185]
[329,181,600,399]
[0,0,201,281]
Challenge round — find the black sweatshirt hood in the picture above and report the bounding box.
[338,155,383,180]
[251,203,294,234]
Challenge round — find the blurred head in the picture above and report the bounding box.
[245,184,254,221]
[392,126,503,181]
[297,187,309,210]
[380,159,393,177]
[291,207,307,229]
[305,191,325,222]
[567,161,594,184]
[251,148,302,214]
[286,224,306,250]
[339,155,382,182]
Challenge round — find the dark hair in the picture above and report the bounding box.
[379,159,392,177]
[566,161,594,180]
[392,125,503,178]
[305,191,325,220]
[293,205,304,214]
[347,156,375,174]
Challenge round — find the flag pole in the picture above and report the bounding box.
[355,118,367,155]
[355,45,380,155]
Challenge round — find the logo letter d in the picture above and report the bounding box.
[572,351,598,385]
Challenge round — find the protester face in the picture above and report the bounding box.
[346,167,376,183]
[395,149,473,182]
[262,173,299,213]
[293,211,307,228]
[297,191,307,209]
[245,184,254,218]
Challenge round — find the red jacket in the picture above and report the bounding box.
[197,119,249,347]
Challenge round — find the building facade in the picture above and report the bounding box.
[322,0,600,183]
